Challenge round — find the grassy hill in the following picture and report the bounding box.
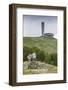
[23,37,57,74]
[23,37,57,54]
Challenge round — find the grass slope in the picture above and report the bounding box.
[23,37,57,54]
[23,37,57,74]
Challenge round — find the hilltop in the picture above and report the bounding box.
[23,37,57,54]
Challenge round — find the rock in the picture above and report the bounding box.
[28,61,39,69]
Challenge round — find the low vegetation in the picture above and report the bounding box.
[23,37,57,74]
[23,37,57,66]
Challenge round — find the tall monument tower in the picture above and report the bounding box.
[41,22,44,36]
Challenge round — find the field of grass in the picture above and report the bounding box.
[23,37,57,54]
[23,36,57,74]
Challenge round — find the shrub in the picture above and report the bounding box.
[23,46,31,61]
[44,53,51,63]
[30,47,45,62]
[50,53,57,66]
[37,50,45,62]
[23,46,45,62]
[31,47,40,53]
[23,46,57,66]
[44,53,57,66]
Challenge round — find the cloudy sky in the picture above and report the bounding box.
[23,15,58,38]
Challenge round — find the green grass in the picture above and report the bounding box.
[23,37,57,54]
[23,37,57,74]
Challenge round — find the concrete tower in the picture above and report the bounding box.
[41,22,44,36]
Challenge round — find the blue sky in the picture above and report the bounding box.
[23,15,57,38]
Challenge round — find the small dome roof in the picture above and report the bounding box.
[44,33,54,36]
